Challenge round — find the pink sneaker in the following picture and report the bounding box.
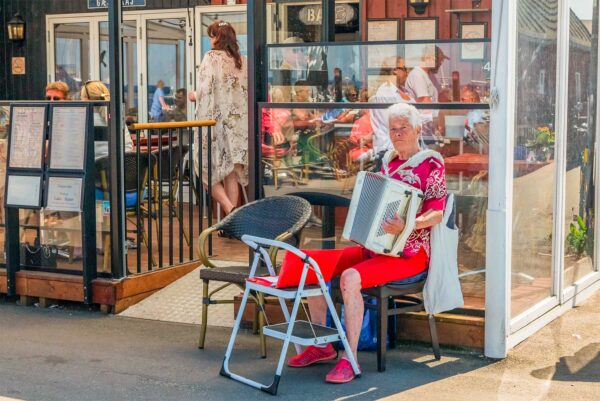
[325,358,360,384]
[287,344,337,368]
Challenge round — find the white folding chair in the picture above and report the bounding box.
[221,235,360,395]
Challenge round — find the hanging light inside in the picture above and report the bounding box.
[408,0,431,15]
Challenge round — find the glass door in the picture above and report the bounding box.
[562,0,599,294]
[141,13,192,123]
[99,18,140,122]
[51,21,91,99]
[196,5,248,59]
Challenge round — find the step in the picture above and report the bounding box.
[263,320,341,346]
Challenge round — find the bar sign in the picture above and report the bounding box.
[88,0,146,9]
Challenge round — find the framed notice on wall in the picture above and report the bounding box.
[367,19,400,41]
[366,19,400,69]
[5,175,42,208]
[7,106,47,170]
[459,22,487,61]
[48,105,89,171]
[46,176,84,212]
[403,18,438,68]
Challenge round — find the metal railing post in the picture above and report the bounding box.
[108,0,126,278]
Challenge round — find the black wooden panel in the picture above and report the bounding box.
[1,0,213,100]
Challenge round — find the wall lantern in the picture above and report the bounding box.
[7,13,26,42]
[408,0,431,15]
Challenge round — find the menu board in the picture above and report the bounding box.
[46,176,83,212]
[8,106,46,169]
[50,106,87,170]
[6,175,42,207]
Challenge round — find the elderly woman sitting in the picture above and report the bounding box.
[284,103,447,383]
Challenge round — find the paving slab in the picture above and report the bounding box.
[118,261,243,327]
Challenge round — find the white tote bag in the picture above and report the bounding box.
[424,193,464,314]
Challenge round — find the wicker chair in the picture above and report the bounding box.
[197,195,312,357]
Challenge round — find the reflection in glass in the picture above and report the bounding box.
[99,21,138,121]
[146,19,187,123]
[511,0,559,317]
[267,41,491,108]
[266,0,360,44]
[563,0,598,286]
[54,22,90,99]
[260,105,490,309]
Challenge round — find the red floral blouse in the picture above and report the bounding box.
[383,155,447,258]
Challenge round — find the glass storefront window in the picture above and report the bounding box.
[99,21,139,121]
[260,102,489,309]
[563,0,598,287]
[146,18,187,123]
[54,22,91,99]
[266,41,491,106]
[263,40,491,309]
[266,0,360,44]
[511,0,559,317]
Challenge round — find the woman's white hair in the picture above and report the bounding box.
[387,102,422,129]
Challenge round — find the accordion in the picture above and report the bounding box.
[342,171,423,257]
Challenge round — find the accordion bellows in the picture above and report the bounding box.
[343,171,423,257]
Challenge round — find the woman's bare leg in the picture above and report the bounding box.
[208,181,235,214]
[223,171,240,211]
[306,296,327,325]
[339,268,363,360]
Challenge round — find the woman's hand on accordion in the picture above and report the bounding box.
[382,213,406,235]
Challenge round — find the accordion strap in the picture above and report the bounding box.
[382,148,444,177]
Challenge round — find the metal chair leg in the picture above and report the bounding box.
[428,314,441,360]
[377,296,388,372]
[388,298,397,349]
[257,292,267,359]
[198,279,210,349]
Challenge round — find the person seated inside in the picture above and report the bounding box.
[167,88,188,122]
[45,81,70,101]
[283,103,447,383]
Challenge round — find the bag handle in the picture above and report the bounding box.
[442,193,455,226]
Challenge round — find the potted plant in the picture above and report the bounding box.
[566,215,589,259]
[526,126,555,161]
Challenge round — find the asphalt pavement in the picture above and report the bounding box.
[0,292,599,401]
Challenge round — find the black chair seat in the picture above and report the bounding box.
[199,264,271,285]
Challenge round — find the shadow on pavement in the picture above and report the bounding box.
[531,343,600,383]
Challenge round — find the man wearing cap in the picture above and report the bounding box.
[368,56,413,158]
[406,45,449,136]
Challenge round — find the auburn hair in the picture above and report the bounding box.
[207,20,242,70]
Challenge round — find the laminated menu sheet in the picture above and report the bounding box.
[6,175,41,207]
[46,176,83,212]
[8,106,46,169]
[49,106,87,170]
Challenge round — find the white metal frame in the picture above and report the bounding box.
[485,0,517,359]
[497,0,600,354]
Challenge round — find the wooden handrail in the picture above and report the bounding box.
[128,120,216,130]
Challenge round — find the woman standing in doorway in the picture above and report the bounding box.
[194,20,248,215]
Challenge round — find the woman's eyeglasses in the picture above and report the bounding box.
[45,96,63,101]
